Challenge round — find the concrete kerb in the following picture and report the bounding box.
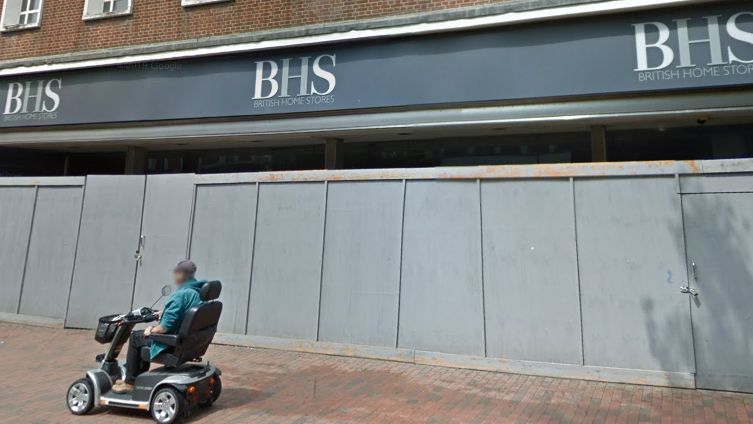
[213,333,696,389]
[0,312,65,329]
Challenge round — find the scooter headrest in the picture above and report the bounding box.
[200,280,222,301]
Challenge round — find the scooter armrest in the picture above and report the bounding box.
[150,333,180,346]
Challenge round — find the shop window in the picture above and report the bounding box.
[0,147,62,176]
[181,0,231,7]
[606,124,753,162]
[0,148,127,177]
[343,133,591,170]
[83,0,132,20]
[65,152,127,176]
[147,145,325,174]
[0,0,44,32]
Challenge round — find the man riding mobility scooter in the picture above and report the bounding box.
[65,281,223,423]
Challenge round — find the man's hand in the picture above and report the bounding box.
[146,324,167,338]
[154,310,163,319]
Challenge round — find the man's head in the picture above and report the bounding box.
[173,260,197,285]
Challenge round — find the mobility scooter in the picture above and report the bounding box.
[66,281,223,423]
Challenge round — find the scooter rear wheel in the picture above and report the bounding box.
[66,378,94,415]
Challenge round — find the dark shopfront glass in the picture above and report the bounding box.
[3,125,753,176]
[147,144,325,174]
[0,148,125,177]
[343,133,592,169]
[607,124,753,162]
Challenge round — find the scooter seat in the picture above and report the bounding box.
[139,281,222,368]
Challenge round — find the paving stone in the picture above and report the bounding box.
[2,322,753,423]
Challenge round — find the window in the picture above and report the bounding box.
[83,0,132,20]
[181,0,232,7]
[0,147,127,177]
[18,0,40,25]
[146,145,325,174]
[607,124,753,162]
[343,133,591,169]
[1,0,44,32]
[102,0,129,13]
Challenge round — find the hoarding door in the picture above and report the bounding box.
[683,193,753,393]
[130,174,194,311]
[574,177,695,381]
[65,175,146,328]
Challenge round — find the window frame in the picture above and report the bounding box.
[82,0,133,21]
[181,0,232,7]
[0,0,45,32]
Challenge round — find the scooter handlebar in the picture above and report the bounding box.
[118,307,159,324]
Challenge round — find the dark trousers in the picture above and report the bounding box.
[125,330,151,384]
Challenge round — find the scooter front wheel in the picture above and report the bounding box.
[151,386,186,424]
[66,378,94,415]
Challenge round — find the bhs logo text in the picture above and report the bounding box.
[252,54,336,108]
[633,11,753,71]
[3,79,62,121]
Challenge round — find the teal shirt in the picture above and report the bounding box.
[150,279,205,359]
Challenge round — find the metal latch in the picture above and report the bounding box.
[134,235,145,265]
[680,286,699,297]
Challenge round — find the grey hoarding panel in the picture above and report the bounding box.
[131,174,194,310]
[481,180,582,364]
[0,1,751,128]
[684,193,753,393]
[318,181,403,347]
[18,187,83,319]
[398,180,484,356]
[575,177,694,372]
[190,184,257,334]
[0,188,36,313]
[681,174,753,194]
[66,176,145,328]
[248,183,326,340]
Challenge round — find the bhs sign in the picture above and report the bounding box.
[3,79,62,121]
[252,54,337,108]
[633,11,753,72]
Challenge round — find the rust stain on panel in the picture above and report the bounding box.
[193,159,724,185]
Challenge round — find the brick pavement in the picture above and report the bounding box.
[1,322,753,423]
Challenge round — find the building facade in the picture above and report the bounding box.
[0,0,751,174]
[1,0,753,394]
